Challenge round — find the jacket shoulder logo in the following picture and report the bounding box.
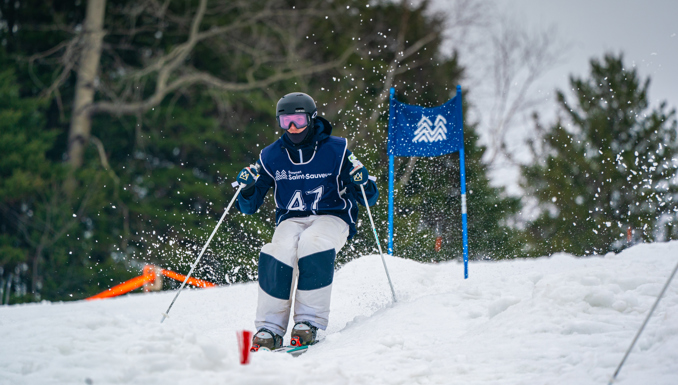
[275,170,288,181]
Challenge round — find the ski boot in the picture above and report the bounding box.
[290,321,318,347]
[250,328,283,352]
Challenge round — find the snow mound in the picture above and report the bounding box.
[1,242,678,384]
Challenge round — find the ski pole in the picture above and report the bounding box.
[608,258,678,384]
[360,184,397,303]
[161,184,244,323]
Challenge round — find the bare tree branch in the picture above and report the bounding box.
[90,44,354,115]
[481,20,565,167]
[399,157,419,187]
[26,37,79,101]
[347,27,438,149]
[80,0,351,117]
[129,7,320,80]
[37,39,80,101]
[90,136,120,185]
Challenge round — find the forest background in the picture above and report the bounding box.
[1,0,677,303]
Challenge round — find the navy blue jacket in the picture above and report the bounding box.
[236,116,378,239]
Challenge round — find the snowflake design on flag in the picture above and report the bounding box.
[412,114,448,143]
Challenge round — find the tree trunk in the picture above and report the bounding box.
[4,273,12,305]
[32,245,43,298]
[68,0,106,170]
[399,157,419,187]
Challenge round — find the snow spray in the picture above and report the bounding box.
[160,184,243,323]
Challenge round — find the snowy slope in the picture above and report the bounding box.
[1,242,678,385]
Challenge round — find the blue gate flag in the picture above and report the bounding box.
[388,91,463,157]
[387,85,468,279]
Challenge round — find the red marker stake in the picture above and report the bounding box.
[237,330,253,364]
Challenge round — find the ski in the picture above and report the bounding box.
[273,345,311,357]
[254,340,320,357]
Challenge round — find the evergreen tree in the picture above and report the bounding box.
[312,1,523,262]
[0,66,130,303]
[0,68,53,302]
[0,0,525,301]
[393,125,523,262]
[521,53,678,257]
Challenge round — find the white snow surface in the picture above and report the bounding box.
[2,242,678,385]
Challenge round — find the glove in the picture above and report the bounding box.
[349,165,369,186]
[237,165,258,190]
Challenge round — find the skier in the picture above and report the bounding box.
[235,92,379,351]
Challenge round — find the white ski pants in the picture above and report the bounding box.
[255,215,349,336]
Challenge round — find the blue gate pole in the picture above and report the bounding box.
[388,155,394,255]
[459,147,469,279]
[388,87,395,255]
[457,85,469,279]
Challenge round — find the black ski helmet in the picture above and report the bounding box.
[276,92,317,129]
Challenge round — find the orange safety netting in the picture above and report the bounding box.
[86,265,216,301]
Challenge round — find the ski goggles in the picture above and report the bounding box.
[278,113,310,130]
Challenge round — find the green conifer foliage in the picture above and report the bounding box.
[521,53,678,257]
[0,64,135,303]
[304,0,523,262]
[0,0,526,300]
[0,69,53,272]
[384,110,522,262]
